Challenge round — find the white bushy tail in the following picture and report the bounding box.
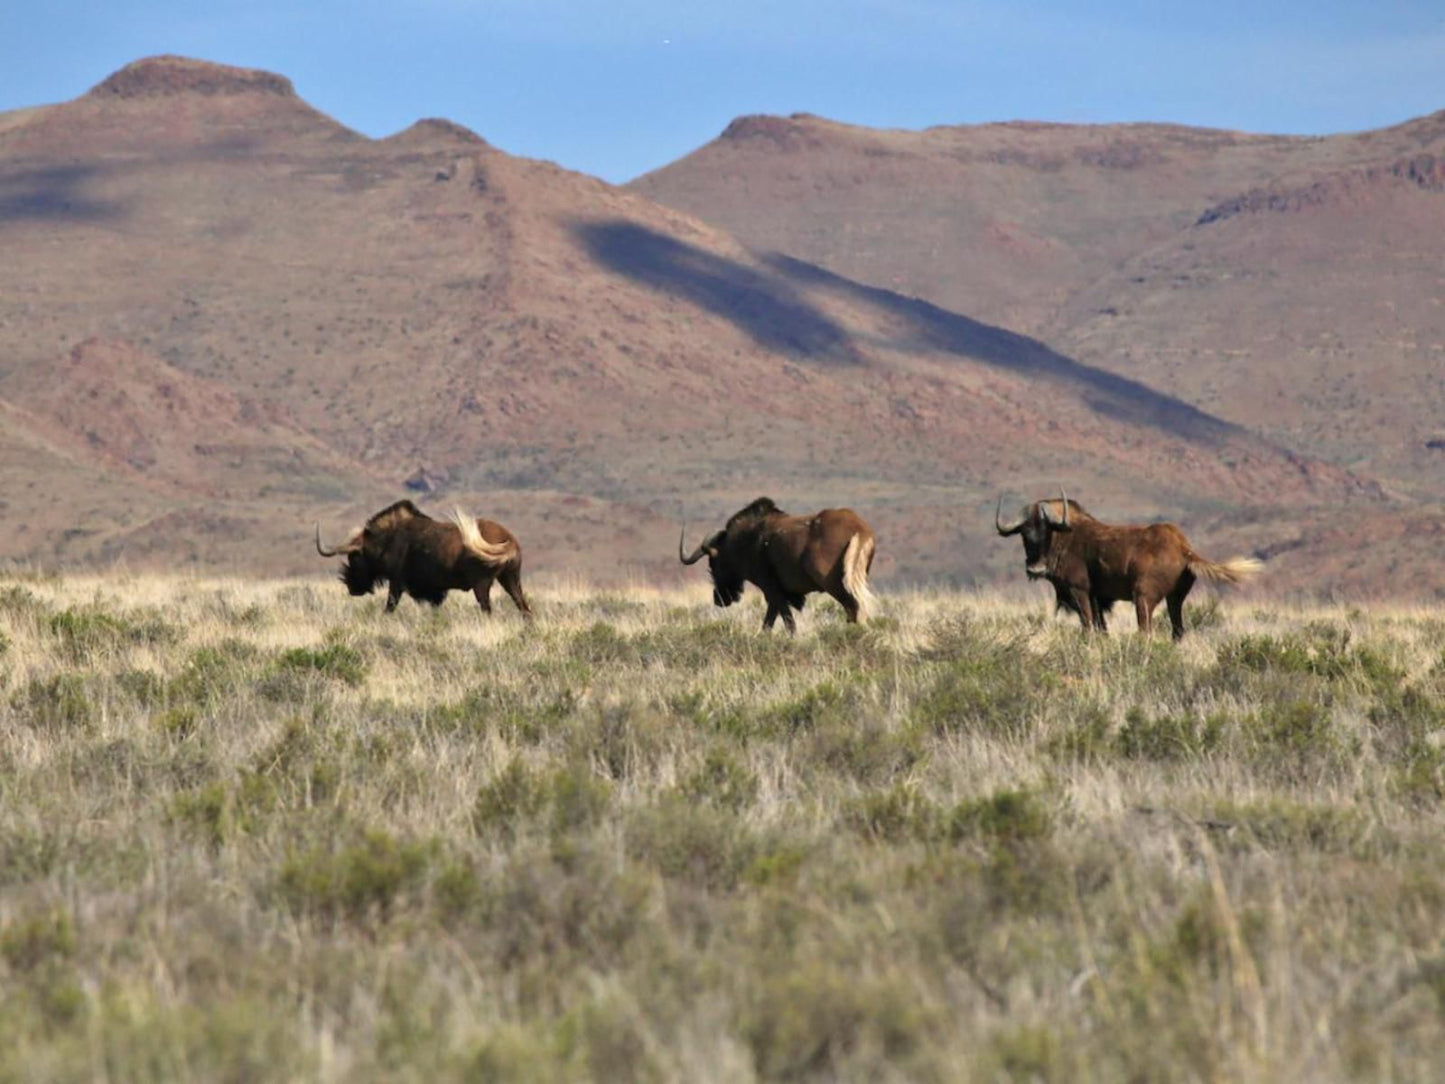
[1188,554,1263,585]
[451,508,516,564]
[841,533,877,621]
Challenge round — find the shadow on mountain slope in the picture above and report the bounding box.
[769,251,1245,447]
[579,218,1249,448]
[0,164,123,224]
[575,220,862,365]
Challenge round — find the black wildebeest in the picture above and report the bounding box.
[994,490,1260,639]
[315,500,532,616]
[678,497,876,633]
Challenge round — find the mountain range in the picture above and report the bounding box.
[0,56,1439,594]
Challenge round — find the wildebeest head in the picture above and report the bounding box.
[678,498,781,608]
[315,500,420,596]
[995,489,1072,579]
[679,523,744,606]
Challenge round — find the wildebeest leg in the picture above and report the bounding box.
[385,583,404,612]
[780,604,798,636]
[472,576,494,614]
[829,587,861,624]
[1134,593,1156,635]
[1067,588,1095,631]
[1091,598,1109,632]
[498,566,532,618]
[763,600,781,631]
[1166,570,1196,641]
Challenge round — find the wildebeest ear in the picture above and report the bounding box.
[1039,500,1073,532]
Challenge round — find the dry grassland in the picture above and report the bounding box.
[2,574,1444,1082]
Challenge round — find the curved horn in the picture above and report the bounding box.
[679,521,709,565]
[315,523,340,557]
[1047,487,1070,530]
[315,523,360,558]
[995,496,1027,537]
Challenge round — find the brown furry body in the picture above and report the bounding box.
[680,497,876,633]
[317,500,531,616]
[998,497,1260,639]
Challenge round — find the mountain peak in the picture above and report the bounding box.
[86,56,297,101]
[719,114,821,147]
[384,117,490,148]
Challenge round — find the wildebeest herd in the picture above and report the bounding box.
[316,491,1261,639]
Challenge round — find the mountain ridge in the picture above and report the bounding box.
[0,57,1431,594]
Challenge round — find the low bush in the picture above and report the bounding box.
[273,828,435,926]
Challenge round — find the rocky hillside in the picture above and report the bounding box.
[0,58,1419,593]
[634,110,1445,500]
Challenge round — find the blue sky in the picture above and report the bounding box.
[3,1,1443,182]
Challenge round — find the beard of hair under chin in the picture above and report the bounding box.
[341,557,381,596]
[712,578,744,608]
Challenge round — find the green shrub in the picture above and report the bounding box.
[1395,741,1445,804]
[1116,708,1225,761]
[546,764,614,836]
[1253,699,1344,768]
[946,787,1054,845]
[473,761,612,842]
[466,1026,561,1084]
[275,829,434,925]
[115,668,166,707]
[743,962,933,1080]
[473,758,547,839]
[634,618,788,672]
[1215,633,1314,676]
[680,746,759,811]
[626,798,755,891]
[170,640,261,706]
[1203,798,1373,855]
[913,651,1042,739]
[1,910,76,972]
[0,584,47,617]
[742,842,809,888]
[844,784,938,842]
[568,621,635,664]
[986,1025,1066,1082]
[766,680,853,736]
[155,706,200,739]
[802,711,921,785]
[553,992,663,1084]
[1044,705,1113,764]
[1186,594,1224,633]
[275,643,368,687]
[566,701,671,780]
[169,781,230,850]
[1216,628,1404,690]
[433,860,482,923]
[47,606,180,662]
[943,788,1067,915]
[432,685,578,743]
[15,673,93,730]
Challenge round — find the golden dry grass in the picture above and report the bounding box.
[2,573,1444,1082]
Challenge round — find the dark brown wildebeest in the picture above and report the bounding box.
[994,490,1260,639]
[678,497,876,633]
[315,500,531,617]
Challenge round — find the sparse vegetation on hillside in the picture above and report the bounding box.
[2,575,1444,1081]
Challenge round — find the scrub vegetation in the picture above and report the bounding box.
[2,574,1444,1082]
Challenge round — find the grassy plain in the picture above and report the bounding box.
[2,574,1444,1082]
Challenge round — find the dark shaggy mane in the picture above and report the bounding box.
[730,497,784,526]
[367,499,428,529]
